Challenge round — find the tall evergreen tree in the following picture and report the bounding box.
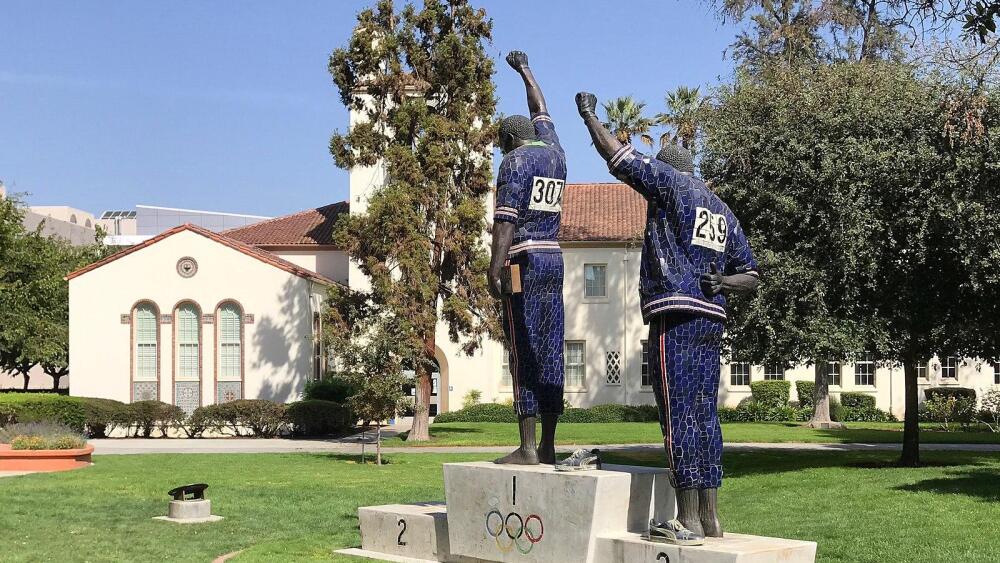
[327,0,498,441]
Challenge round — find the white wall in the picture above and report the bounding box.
[69,229,319,405]
[271,249,350,285]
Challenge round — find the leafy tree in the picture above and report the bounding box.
[326,0,498,441]
[656,86,704,151]
[702,61,1000,464]
[601,95,655,147]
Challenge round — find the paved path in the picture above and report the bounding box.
[88,438,1000,456]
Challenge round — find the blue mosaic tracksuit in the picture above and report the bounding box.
[494,111,567,416]
[610,145,758,489]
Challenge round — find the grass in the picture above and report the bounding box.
[2,450,1000,562]
[381,421,1000,447]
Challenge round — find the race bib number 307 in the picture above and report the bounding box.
[528,176,565,213]
[691,207,728,252]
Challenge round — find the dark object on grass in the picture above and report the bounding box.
[168,483,208,501]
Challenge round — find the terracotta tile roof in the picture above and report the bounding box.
[66,223,342,286]
[222,202,349,247]
[559,183,644,242]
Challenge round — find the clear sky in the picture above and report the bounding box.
[1,1,739,217]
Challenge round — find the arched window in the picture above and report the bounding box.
[85,218,92,228]
[216,302,243,403]
[174,302,201,413]
[132,302,159,401]
[69,214,77,224]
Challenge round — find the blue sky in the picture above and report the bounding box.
[1,1,739,217]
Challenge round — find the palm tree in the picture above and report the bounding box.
[601,96,655,148]
[656,86,703,151]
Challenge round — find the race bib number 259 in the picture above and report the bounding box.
[691,207,728,252]
[528,176,565,213]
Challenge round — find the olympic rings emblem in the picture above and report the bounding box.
[486,509,544,554]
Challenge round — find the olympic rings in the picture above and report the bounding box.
[485,509,544,554]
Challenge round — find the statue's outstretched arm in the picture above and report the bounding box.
[506,51,547,116]
[575,92,623,162]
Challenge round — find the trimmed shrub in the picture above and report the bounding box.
[434,403,517,423]
[924,387,976,402]
[79,397,126,438]
[795,381,816,409]
[179,405,226,438]
[119,401,184,438]
[829,399,846,423]
[462,390,482,409]
[588,404,629,423]
[840,392,876,410]
[0,394,86,432]
[0,404,16,428]
[214,400,287,437]
[559,408,598,423]
[750,380,791,408]
[0,421,86,450]
[623,404,660,422]
[304,376,358,403]
[717,406,742,423]
[286,400,352,436]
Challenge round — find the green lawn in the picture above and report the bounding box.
[2,451,1000,562]
[381,421,1000,447]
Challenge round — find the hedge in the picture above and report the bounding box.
[750,380,791,408]
[435,403,660,424]
[924,387,976,402]
[117,401,184,438]
[80,397,127,438]
[0,404,16,427]
[286,400,353,436]
[840,392,876,410]
[212,399,287,437]
[0,394,86,432]
[434,403,517,423]
[796,381,815,409]
[304,376,358,403]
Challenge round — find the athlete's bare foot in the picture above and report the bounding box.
[494,446,539,465]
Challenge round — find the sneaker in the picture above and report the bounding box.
[554,448,601,471]
[644,518,705,546]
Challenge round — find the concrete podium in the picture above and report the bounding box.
[337,462,816,563]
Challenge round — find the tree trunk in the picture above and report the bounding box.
[51,373,65,390]
[406,332,436,442]
[900,356,920,467]
[361,428,366,464]
[21,371,29,390]
[376,423,382,466]
[807,361,844,429]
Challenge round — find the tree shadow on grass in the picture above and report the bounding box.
[893,470,1000,501]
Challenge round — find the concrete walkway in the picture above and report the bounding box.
[88,438,1000,456]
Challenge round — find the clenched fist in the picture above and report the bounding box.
[506,50,529,71]
[576,92,598,118]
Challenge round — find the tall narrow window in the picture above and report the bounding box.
[565,341,586,388]
[584,264,607,298]
[217,302,243,403]
[132,302,159,401]
[501,346,512,388]
[855,354,876,386]
[764,364,785,381]
[993,360,1000,385]
[941,356,958,379]
[730,362,751,386]
[174,303,201,414]
[827,362,842,387]
[641,340,651,387]
[916,359,928,380]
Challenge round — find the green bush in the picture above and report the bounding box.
[829,398,846,423]
[924,387,976,402]
[0,394,86,432]
[559,408,599,423]
[179,405,226,438]
[286,400,352,436]
[795,381,816,409]
[750,380,791,408]
[840,392,876,410]
[213,400,287,437]
[717,406,742,422]
[924,394,976,430]
[0,421,87,450]
[623,404,660,422]
[462,390,482,409]
[433,403,517,423]
[79,397,126,438]
[843,406,896,422]
[119,401,184,438]
[588,404,629,423]
[0,404,16,428]
[304,376,358,403]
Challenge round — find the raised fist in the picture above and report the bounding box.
[700,263,724,297]
[576,92,598,117]
[506,50,529,71]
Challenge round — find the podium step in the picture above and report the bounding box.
[352,502,484,562]
[595,531,817,563]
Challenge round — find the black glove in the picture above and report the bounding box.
[506,50,529,72]
[700,263,724,297]
[576,92,598,118]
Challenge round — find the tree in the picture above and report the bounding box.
[327,0,498,441]
[656,86,704,151]
[718,0,828,68]
[701,61,1000,464]
[601,96,655,147]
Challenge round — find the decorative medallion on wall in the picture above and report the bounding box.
[133,382,157,401]
[176,257,198,278]
[175,382,200,415]
[218,382,242,403]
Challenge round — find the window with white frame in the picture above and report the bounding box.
[730,362,751,386]
[641,341,651,387]
[132,302,159,401]
[764,364,785,381]
[941,356,958,379]
[217,302,243,402]
[916,359,928,379]
[501,346,512,388]
[584,264,607,298]
[855,354,876,386]
[175,304,200,380]
[565,341,586,388]
[993,360,1000,385]
[827,361,842,387]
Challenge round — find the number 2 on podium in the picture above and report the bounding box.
[397,518,407,546]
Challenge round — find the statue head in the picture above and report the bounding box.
[655,143,695,175]
[498,115,537,154]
